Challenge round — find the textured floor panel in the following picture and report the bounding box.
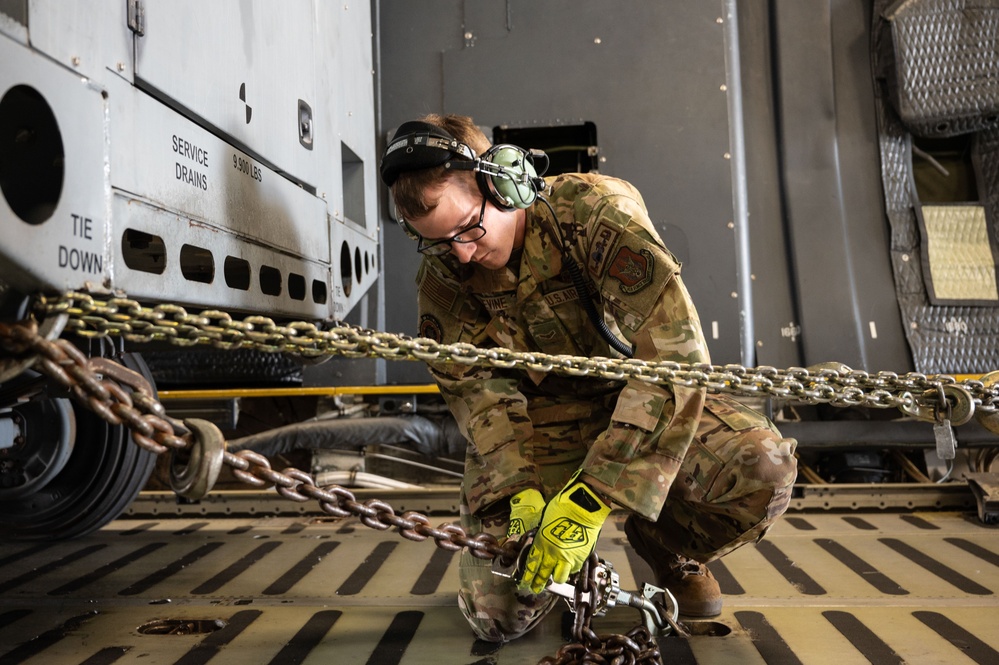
[0,509,996,664]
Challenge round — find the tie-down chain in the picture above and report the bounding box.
[493,533,686,663]
[5,291,999,665]
[0,312,661,664]
[27,291,999,427]
[0,315,516,562]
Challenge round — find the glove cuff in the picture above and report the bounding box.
[559,479,611,526]
[511,488,544,507]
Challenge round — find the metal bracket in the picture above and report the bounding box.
[298,99,314,150]
[127,0,145,36]
[546,560,681,637]
[965,472,999,525]
[490,537,681,637]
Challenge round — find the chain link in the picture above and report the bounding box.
[0,315,520,565]
[541,554,663,665]
[33,291,999,414]
[8,290,999,665]
[0,311,612,665]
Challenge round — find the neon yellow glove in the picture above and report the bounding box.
[507,488,545,539]
[519,478,610,594]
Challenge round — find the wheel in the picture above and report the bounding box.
[0,347,158,540]
[0,385,75,500]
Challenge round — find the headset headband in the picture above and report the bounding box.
[380,119,548,211]
[379,121,476,187]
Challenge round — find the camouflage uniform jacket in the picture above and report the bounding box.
[415,173,710,519]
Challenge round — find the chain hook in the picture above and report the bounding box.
[170,418,227,500]
[934,383,952,423]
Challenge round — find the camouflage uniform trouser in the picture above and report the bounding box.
[457,393,798,642]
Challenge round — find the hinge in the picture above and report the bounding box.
[127,0,145,36]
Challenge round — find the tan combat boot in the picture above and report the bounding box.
[624,516,723,618]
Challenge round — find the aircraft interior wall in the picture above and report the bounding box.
[377,0,936,385]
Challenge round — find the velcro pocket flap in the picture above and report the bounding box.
[611,384,667,432]
[704,395,773,432]
[466,405,517,454]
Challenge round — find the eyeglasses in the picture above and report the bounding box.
[416,198,488,256]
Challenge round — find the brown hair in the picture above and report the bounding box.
[391,114,491,221]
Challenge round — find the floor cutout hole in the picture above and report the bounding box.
[137,619,226,636]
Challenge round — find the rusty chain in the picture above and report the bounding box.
[7,290,999,664]
[0,313,660,664]
[0,316,519,565]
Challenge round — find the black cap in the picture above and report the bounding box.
[379,120,476,187]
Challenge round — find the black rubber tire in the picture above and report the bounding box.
[0,351,158,540]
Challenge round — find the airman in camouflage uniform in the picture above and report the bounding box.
[382,114,797,643]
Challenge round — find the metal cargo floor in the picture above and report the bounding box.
[0,502,997,664]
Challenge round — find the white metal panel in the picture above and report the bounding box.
[27,0,132,85]
[0,38,110,293]
[315,0,378,237]
[134,0,318,188]
[107,74,329,264]
[109,193,331,319]
[0,1,379,322]
[332,221,379,320]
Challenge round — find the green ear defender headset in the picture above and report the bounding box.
[476,144,546,210]
[379,121,549,213]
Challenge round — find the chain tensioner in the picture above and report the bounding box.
[493,535,686,664]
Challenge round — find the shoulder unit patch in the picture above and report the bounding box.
[418,314,443,342]
[608,246,654,293]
